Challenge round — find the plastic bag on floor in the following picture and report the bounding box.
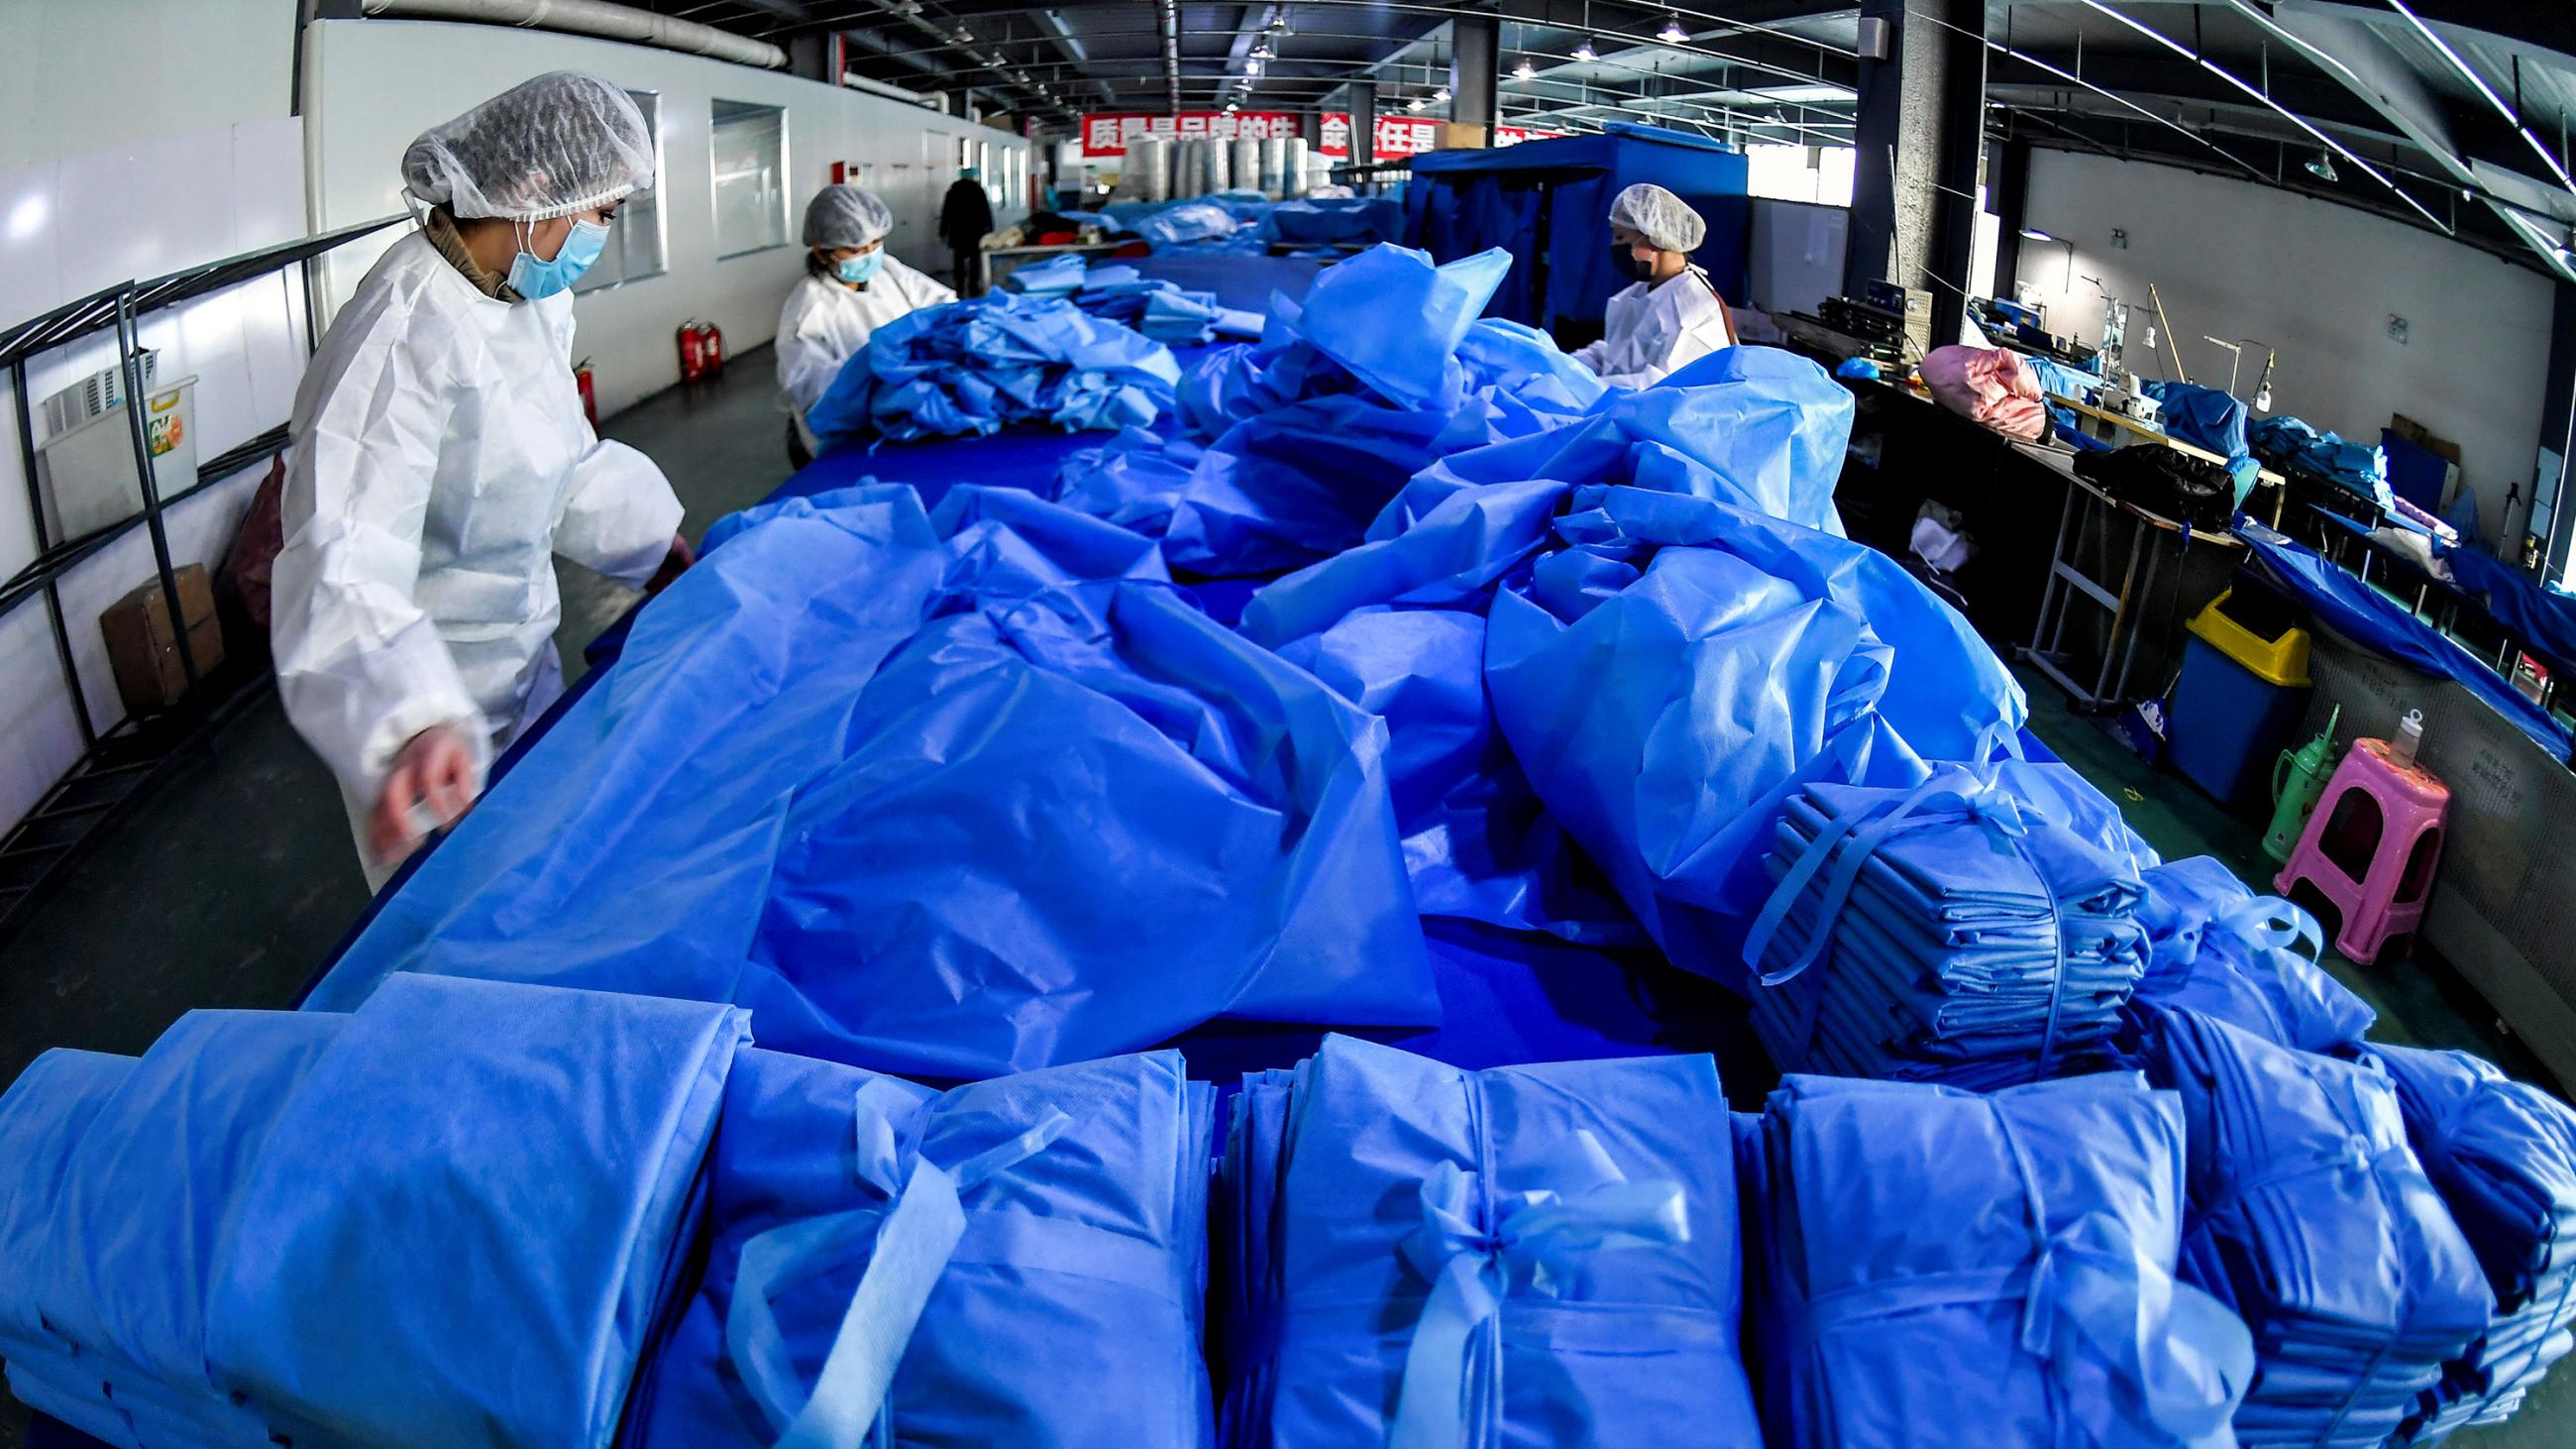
[2372,1044,2576,1439]
[1484,485,2025,992]
[1752,1070,2254,1446]
[626,1047,1215,1448]
[1217,1035,1760,1447]
[315,486,1437,1079]
[2140,1007,2494,1443]
[0,975,749,1449]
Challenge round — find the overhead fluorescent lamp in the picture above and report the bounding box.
[2019,228,2056,242]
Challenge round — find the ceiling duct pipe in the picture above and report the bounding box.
[1157,0,1182,113]
[360,0,786,67]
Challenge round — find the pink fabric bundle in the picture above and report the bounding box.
[1920,345,2049,442]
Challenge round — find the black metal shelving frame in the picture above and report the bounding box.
[0,215,404,941]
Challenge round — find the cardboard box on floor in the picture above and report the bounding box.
[99,563,223,717]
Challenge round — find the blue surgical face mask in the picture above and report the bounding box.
[837,250,884,285]
[507,218,609,298]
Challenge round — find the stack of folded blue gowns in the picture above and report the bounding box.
[626,1047,1214,1447]
[1739,762,2153,1088]
[0,974,748,1448]
[2127,856,2374,1057]
[313,484,1438,1080]
[1001,254,1260,345]
[2372,1044,2576,1440]
[1217,1035,1760,1446]
[806,290,1181,448]
[2141,1007,2495,1443]
[2248,415,2393,511]
[1749,1071,2256,1445]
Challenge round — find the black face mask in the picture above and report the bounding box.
[1610,245,1654,281]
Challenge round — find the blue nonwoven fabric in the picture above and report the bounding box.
[2126,856,2373,1057]
[1742,762,2153,1090]
[2372,1044,2576,1440]
[2440,543,2576,671]
[2235,521,2572,761]
[624,1047,1215,1448]
[806,291,1181,448]
[2140,1006,2495,1443]
[1253,196,1403,247]
[1002,252,1234,345]
[0,975,750,1449]
[1483,485,2027,993]
[2249,415,2393,510]
[312,486,1438,1079]
[1051,425,1204,537]
[1134,199,1240,247]
[1216,1035,1760,1447]
[1750,1070,2255,1447]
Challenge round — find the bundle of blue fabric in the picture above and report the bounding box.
[1216,1034,1760,1446]
[805,290,1181,448]
[0,974,748,1449]
[1080,243,1604,577]
[2126,856,2374,1057]
[1000,253,1260,345]
[1254,195,1403,248]
[313,484,1438,1079]
[2371,1044,2576,1440]
[2140,1007,2495,1443]
[1739,762,2156,1089]
[626,1047,1215,1447]
[2248,414,2393,511]
[1747,1071,2255,1445]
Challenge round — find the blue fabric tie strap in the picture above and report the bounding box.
[2209,893,2323,962]
[1388,1131,1689,1449]
[726,1082,1073,1449]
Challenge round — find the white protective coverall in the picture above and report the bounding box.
[776,255,956,453]
[1574,267,1740,390]
[271,231,683,883]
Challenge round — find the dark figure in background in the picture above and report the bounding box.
[939,167,995,295]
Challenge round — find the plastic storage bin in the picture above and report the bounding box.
[2171,584,2312,809]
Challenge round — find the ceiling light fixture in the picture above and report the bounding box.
[1573,38,1597,61]
[1514,56,1537,80]
[1407,95,1427,112]
[1435,85,1450,101]
[1659,15,1688,44]
[1246,58,1262,74]
[2306,151,2338,183]
[2018,227,2056,242]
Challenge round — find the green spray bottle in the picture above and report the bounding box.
[2263,706,2341,864]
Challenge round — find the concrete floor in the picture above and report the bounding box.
[0,345,2564,1442]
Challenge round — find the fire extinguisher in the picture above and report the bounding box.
[698,320,725,376]
[677,321,706,383]
[573,358,598,429]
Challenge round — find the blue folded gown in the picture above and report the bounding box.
[0,975,750,1449]
[2127,857,2373,1057]
[807,291,1181,448]
[625,1047,1214,1447]
[1742,762,2152,1087]
[2141,1008,2495,1444]
[1751,1071,2254,1446]
[2372,1044,2576,1440]
[1217,1034,1761,1447]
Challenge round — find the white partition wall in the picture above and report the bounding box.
[303,17,1029,417]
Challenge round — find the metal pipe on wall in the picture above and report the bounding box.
[358,0,786,67]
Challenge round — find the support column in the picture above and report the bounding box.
[1843,0,1987,348]
[1450,15,1500,140]
[1347,82,1377,169]
[2537,280,2576,578]
[1989,135,2032,303]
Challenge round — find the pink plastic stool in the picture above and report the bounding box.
[2273,737,2449,965]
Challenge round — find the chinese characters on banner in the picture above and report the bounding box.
[1081,111,1561,163]
[1080,111,1305,158]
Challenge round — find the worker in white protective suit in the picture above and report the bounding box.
[272,71,692,889]
[1572,182,1740,389]
[776,184,956,466]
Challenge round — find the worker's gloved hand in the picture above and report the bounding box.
[646,532,695,596]
[371,724,478,868]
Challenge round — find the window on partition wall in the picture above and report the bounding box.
[576,89,667,293]
[711,99,790,258]
[1746,144,1857,207]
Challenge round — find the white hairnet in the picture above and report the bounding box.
[402,71,655,222]
[804,185,893,249]
[1608,182,1705,253]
